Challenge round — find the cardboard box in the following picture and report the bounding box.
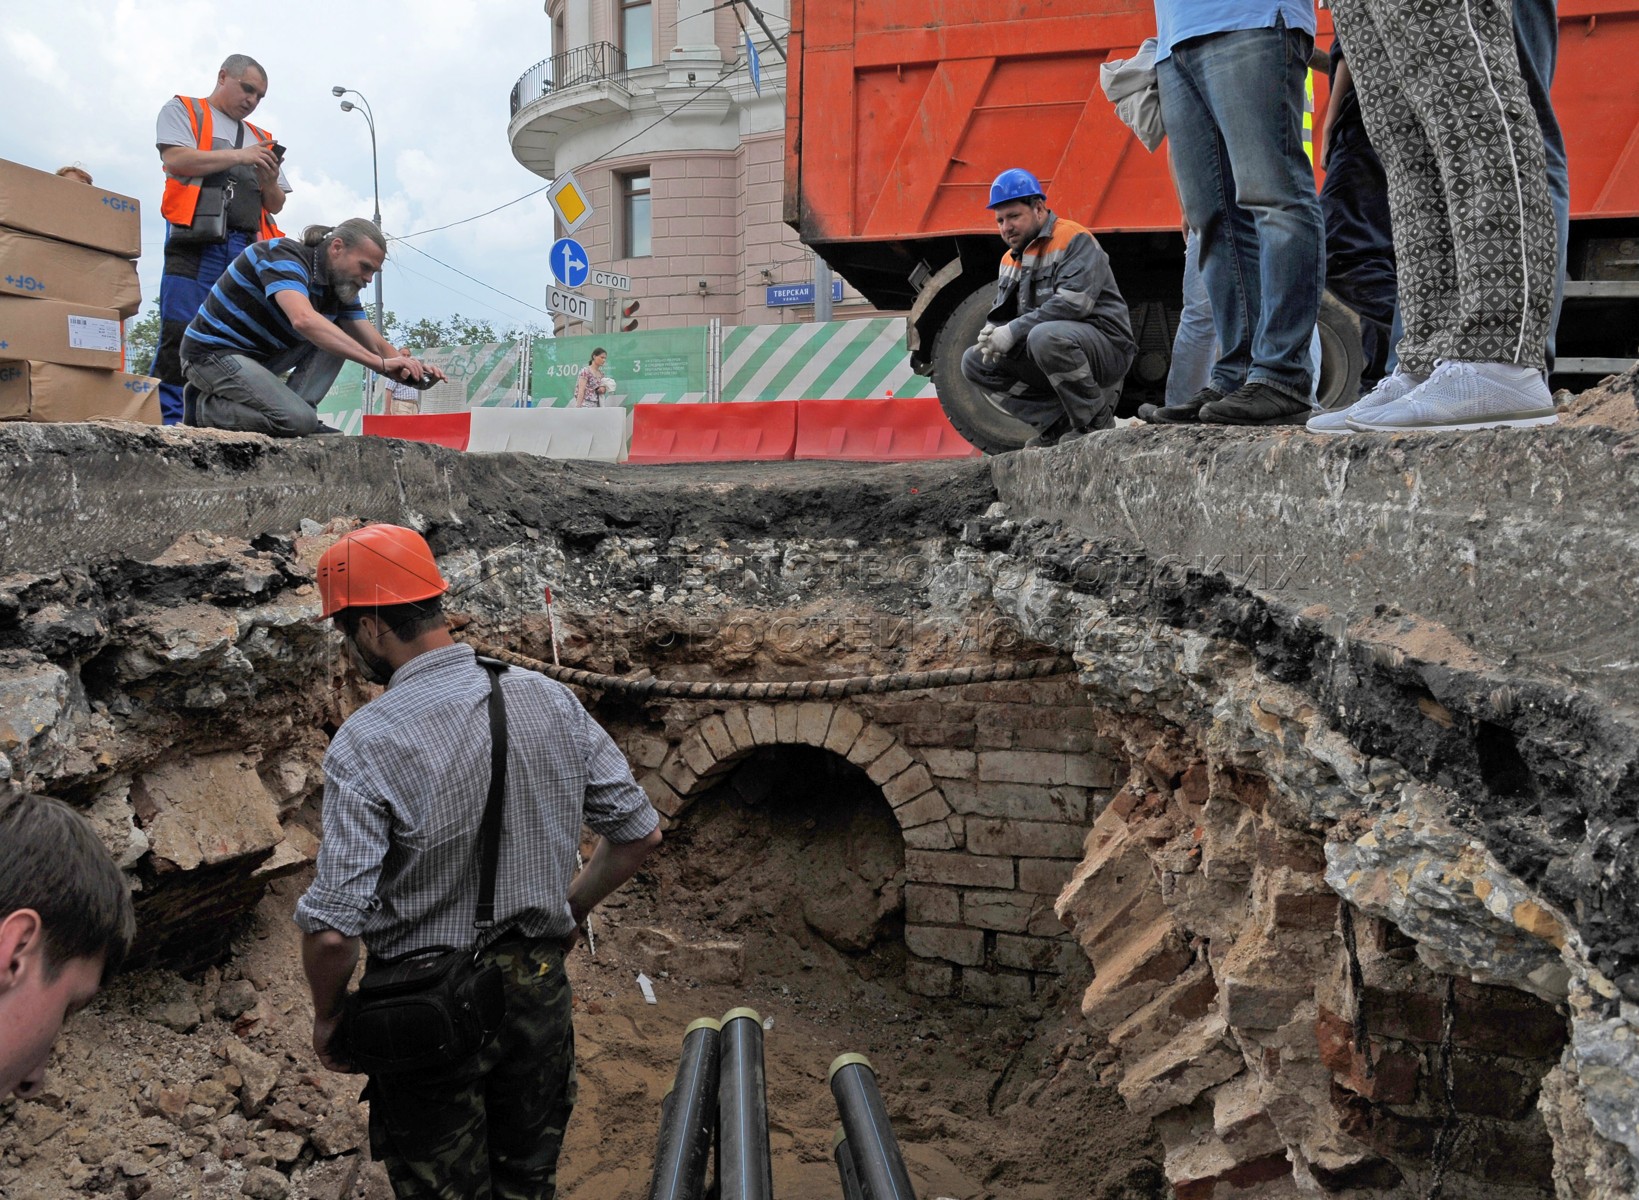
[0,361,161,424]
[0,295,124,370]
[0,158,142,258]
[0,229,142,318]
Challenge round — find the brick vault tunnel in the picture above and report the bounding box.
[0,377,1636,1199]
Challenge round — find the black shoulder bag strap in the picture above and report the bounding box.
[473,658,510,935]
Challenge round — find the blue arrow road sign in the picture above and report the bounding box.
[550,237,589,289]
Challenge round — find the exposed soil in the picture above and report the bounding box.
[1557,366,1639,431]
[1,748,1159,1200]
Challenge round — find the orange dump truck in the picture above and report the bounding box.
[785,0,1639,451]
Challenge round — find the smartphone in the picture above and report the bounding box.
[270,142,286,161]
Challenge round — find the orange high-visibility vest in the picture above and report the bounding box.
[160,96,284,241]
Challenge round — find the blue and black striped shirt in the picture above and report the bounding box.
[182,238,369,361]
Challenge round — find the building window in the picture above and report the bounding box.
[620,171,652,259]
[621,0,653,69]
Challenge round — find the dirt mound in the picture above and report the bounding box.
[1558,366,1639,431]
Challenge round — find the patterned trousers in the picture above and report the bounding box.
[1327,0,1556,372]
[364,935,577,1200]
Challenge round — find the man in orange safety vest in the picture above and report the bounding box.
[150,54,290,425]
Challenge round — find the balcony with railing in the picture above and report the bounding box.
[509,42,631,116]
[508,42,633,176]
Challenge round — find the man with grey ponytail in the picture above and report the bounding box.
[179,218,444,436]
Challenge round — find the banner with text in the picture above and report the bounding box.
[530,328,709,407]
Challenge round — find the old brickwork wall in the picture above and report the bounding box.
[597,676,1121,1008]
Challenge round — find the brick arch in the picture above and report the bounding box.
[634,701,956,848]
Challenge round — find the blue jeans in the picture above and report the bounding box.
[1158,19,1325,400]
[182,341,344,437]
[1167,229,1217,406]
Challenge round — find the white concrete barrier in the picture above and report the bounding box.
[465,407,628,462]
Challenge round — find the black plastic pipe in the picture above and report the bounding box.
[828,1053,917,1200]
[719,1007,774,1200]
[648,1017,722,1200]
[832,1126,867,1200]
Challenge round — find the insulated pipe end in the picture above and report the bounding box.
[832,1126,849,1150]
[663,1080,675,1100]
[721,1006,762,1026]
[827,1052,874,1084]
[685,1016,723,1036]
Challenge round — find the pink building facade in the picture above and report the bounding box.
[509,0,879,332]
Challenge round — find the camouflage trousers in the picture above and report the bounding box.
[364,934,576,1200]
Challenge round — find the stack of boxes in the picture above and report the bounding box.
[0,158,159,424]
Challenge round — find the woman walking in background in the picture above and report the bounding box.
[573,347,614,407]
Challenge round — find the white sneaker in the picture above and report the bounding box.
[1346,361,1557,432]
[1306,371,1427,434]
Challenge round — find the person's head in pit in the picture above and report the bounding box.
[0,791,135,1101]
[316,524,453,686]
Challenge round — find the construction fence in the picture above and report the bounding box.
[317,317,934,435]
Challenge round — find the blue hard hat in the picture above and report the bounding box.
[987,167,1046,209]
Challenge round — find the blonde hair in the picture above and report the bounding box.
[55,165,93,185]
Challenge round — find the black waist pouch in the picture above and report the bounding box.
[345,946,506,1078]
[170,184,227,245]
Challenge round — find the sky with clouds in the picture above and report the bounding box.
[1,1,564,335]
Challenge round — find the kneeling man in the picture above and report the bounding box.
[961,169,1137,448]
[181,219,444,436]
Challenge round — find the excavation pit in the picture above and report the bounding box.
[1,394,1636,1199]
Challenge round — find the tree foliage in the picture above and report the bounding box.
[122,303,511,375]
[125,304,161,372]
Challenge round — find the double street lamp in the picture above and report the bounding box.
[332,85,384,336]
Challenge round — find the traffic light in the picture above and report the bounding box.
[620,299,640,333]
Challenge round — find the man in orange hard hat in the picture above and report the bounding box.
[295,524,661,1198]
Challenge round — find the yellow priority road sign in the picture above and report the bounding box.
[548,169,594,235]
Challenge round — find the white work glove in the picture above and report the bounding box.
[977,323,999,365]
[987,322,1018,359]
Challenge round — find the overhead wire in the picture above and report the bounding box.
[386,256,541,329]
[396,57,749,243]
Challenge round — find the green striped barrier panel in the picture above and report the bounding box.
[719,317,933,403]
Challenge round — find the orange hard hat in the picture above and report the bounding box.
[315,524,449,619]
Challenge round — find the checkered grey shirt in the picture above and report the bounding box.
[295,644,658,958]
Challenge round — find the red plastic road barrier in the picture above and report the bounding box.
[626,400,797,463]
[795,397,980,460]
[362,412,471,451]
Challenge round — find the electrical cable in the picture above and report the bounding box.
[391,238,553,316]
[386,257,541,329]
[397,58,749,242]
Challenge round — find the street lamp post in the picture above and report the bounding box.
[332,86,384,337]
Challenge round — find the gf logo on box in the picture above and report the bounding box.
[4,274,46,294]
[0,366,21,382]
[101,195,138,213]
[123,380,154,393]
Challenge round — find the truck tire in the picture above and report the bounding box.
[1315,291,1366,412]
[930,284,1036,455]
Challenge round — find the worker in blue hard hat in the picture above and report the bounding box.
[961,168,1138,449]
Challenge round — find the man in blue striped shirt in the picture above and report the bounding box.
[180,218,444,436]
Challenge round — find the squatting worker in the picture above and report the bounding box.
[960,168,1137,449]
[295,524,662,1199]
[181,220,445,437]
[152,54,290,426]
[0,789,135,1100]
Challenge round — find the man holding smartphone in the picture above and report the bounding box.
[150,54,292,425]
